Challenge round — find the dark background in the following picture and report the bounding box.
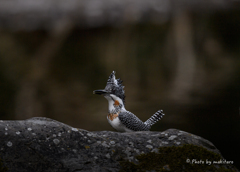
[0,0,239,169]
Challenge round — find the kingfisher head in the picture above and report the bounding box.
[93,71,126,113]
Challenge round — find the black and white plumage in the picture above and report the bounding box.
[144,110,164,127]
[93,71,165,132]
[118,111,150,131]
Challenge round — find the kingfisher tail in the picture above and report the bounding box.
[144,110,165,127]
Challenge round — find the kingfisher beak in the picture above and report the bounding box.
[93,90,108,95]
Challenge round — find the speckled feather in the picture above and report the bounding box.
[118,111,150,131]
[144,110,165,127]
[118,110,165,131]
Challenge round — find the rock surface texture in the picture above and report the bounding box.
[0,117,238,172]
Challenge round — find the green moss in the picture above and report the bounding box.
[120,144,237,172]
[0,158,8,172]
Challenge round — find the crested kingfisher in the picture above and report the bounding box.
[93,71,165,132]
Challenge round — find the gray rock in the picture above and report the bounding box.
[0,117,238,172]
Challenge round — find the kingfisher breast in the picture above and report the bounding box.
[107,113,133,132]
[107,113,119,121]
[107,113,121,130]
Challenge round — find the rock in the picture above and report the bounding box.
[0,117,238,172]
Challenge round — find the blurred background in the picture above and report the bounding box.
[0,0,239,169]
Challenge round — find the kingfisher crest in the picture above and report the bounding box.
[105,71,125,104]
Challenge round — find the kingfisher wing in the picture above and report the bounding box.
[118,111,150,131]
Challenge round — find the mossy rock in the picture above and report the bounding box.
[0,118,238,172]
[120,144,237,172]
